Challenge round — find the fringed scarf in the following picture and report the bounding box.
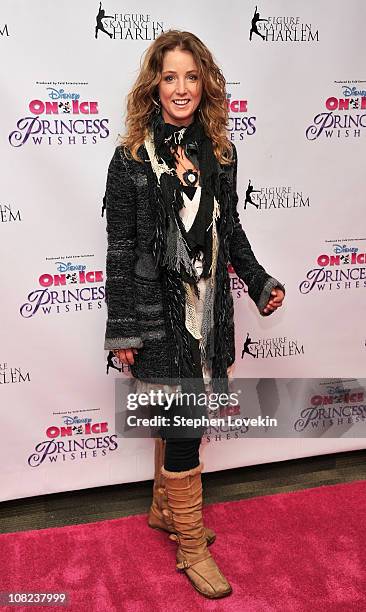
[147,111,219,292]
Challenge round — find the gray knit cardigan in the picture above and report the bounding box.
[103,142,285,383]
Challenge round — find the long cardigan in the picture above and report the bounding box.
[103,140,285,387]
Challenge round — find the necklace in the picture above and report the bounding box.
[174,148,199,187]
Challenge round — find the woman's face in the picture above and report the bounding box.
[158,47,203,127]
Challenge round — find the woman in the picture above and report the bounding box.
[103,30,285,599]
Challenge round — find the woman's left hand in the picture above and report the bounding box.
[262,287,285,315]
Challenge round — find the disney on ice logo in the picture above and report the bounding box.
[243,182,310,212]
[8,82,110,147]
[94,2,164,40]
[249,5,319,42]
[299,242,366,294]
[27,416,118,466]
[241,333,304,359]
[226,91,256,141]
[306,81,366,140]
[294,385,366,432]
[46,417,108,438]
[19,259,105,318]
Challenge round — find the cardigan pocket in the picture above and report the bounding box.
[134,273,166,341]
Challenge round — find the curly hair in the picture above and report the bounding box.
[120,29,233,165]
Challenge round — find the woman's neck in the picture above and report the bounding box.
[161,111,195,129]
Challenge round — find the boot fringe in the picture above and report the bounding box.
[161,462,203,479]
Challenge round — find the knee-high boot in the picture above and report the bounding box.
[162,462,232,599]
[147,438,216,545]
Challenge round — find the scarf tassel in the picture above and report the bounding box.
[210,170,234,393]
[164,272,196,380]
[163,215,199,281]
[199,280,216,368]
[152,194,166,268]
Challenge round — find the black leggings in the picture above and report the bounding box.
[163,437,202,472]
[161,331,204,472]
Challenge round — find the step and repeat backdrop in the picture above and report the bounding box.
[1,1,365,501]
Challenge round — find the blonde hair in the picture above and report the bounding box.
[120,29,233,165]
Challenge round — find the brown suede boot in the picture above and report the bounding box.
[147,439,216,546]
[162,462,232,599]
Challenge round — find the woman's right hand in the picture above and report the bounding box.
[113,348,138,365]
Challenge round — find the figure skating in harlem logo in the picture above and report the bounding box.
[105,351,132,376]
[93,3,164,41]
[241,183,310,211]
[106,351,121,374]
[244,180,260,210]
[241,332,258,358]
[0,23,9,37]
[95,2,113,38]
[249,5,319,43]
[0,362,30,384]
[0,202,22,223]
[241,333,304,359]
[249,6,268,41]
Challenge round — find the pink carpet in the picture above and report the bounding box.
[1,480,366,612]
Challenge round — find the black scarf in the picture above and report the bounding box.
[149,110,220,296]
[144,110,234,393]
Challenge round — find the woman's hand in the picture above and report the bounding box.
[262,287,285,315]
[113,348,138,365]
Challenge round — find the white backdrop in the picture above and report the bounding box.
[1,1,365,502]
